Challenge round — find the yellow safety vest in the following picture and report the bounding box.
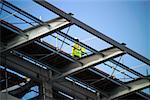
[72,43,85,58]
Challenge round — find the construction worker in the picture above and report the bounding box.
[72,38,85,58]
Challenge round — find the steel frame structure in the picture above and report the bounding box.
[56,31,145,78]
[0,0,150,100]
[33,0,150,66]
[1,0,44,25]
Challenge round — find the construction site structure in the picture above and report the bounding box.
[0,0,150,100]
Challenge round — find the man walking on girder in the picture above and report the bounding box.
[72,38,85,59]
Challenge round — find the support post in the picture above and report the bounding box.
[40,70,53,100]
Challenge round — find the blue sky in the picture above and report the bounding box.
[48,0,150,58]
[46,0,150,76]
[3,0,149,58]
[1,0,150,98]
[2,0,149,83]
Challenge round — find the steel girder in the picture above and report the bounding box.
[57,31,144,78]
[0,54,50,81]
[52,47,124,81]
[0,54,98,100]
[0,17,71,53]
[108,76,150,100]
[54,79,98,100]
[110,59,144,77]
[33,0,150,66]
[88,68,150,100]
[0,91,19,100]
[34,41,78,63]
[9,81,38,98]
[1,0,44,25]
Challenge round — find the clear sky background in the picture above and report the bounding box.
[1,0,150,98]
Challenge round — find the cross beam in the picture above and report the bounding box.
[57,31,145,80]
[110,59,144,77]
[1,17,71,53]
[53,47,124,81]
[0,53,98,100]
[109,76,150,100]
[33,0,150,65]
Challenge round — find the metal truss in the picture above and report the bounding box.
[53,47,124,81]
[33,0,150,66]
[1,0,44,25]
[56,31,145,78]
[0,53,99,100]
[1,0,150,99]
[109,76,150,100]
[1,17,71,53]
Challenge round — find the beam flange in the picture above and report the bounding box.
[0,53,98,99]
[0,54,50,81]
[2,0,44,24]
[110,59,144,78]
[109,76,150,100]
[54,79,98,100]
[1,17,71,53]
[56,31,145,80]
[53,47,124,80]
[33,0,150,65]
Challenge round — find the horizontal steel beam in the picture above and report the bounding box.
[57,31,145,81]
[34,0,150,65]
[0,20,28,39]
[89,68,130,89]
[0,91,19,100]
[1,17,71,53]
[0,54,98,99]
[54,79,97,100]
[57,31,97,53]
[53,47,124,80]
[9,81,37,98]
[34,41,78,63]
[109,76,150,100]
[2,0,44,24]
[110,59,144,78]
[0,54,50,81]
[1,8,35,26]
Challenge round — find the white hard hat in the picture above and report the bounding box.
[74,37,78,39]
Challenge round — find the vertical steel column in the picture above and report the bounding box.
[41,70,53,100]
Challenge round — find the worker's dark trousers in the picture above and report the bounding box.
[73,55,80,60]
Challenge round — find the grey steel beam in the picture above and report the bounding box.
[136,92,150,100]
[34,0,150,65]
[89,68,130,89]
[53,47,124,81]
[108,76,150,100]
[1,8,35,26]
[9,81,37,98]
[0,20,28,39]
[110,59,144,77]
[0,54,98,100]
[0,54,50,81]
[2,0,43,25]
[1,17,71,53]
[57,31,97,53]
[0,91,19,100]
[103,63,134,80]
[57,31,145,81]
[34,41,80,64]
[54,79,97,100]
